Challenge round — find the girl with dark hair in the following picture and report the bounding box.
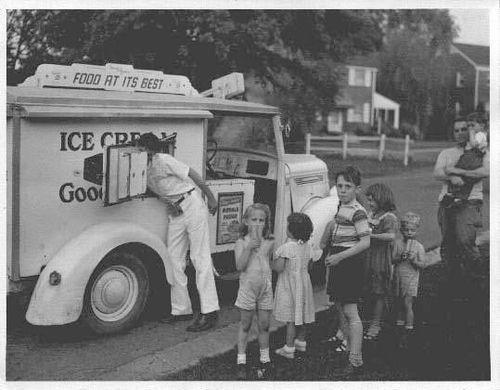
[272,213,320,359]
[363,182,398,342]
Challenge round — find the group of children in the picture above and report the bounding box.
[233,166,426,379]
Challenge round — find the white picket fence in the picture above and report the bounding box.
[305,133,412,166]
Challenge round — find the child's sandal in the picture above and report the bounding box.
[275,346,294,359]
[363,332,380,341]
[335,340,347,352]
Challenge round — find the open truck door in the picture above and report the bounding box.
[103,144,149,206]
[103,133,177,206]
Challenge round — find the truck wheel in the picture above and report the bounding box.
[82,251,150,334]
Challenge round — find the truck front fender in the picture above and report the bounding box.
[26,222,172,326]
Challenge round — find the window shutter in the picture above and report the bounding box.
[347,108,354,122]
[363,103,370,123]
[364,70,371,87]
[348,68,354,86]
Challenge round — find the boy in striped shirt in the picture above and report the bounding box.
[320,166,371,377]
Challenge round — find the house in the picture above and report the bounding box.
[449,43,489,117]
[317,54,400,134]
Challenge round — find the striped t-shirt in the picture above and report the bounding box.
[320,199,370,249]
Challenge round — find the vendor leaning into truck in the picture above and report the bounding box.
[136,132,219,332]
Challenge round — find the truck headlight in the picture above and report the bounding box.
[49,271,61,286]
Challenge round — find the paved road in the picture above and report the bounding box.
[6,167,489,380]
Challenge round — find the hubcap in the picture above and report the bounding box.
[90,265,139,322]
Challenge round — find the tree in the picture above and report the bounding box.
[7,10,383,137]
[7,10,90,85]
[375,10,457,139]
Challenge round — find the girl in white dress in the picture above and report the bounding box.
[273,213,321,359]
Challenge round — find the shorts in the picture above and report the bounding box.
[393,271,419,298]
[235,276,273,311]
[327,246,366,304]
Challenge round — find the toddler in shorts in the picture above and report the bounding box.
[392,212,427,348]
[234,203,274,379]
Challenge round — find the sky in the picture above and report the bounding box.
[449,8,490,46]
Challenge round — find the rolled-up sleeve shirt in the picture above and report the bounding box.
[434,147,489,201]
[147,153,194,197]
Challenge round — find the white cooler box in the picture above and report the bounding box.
[207,178,255,253]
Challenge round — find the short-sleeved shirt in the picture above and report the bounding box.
[434,147,489,201]
[147,153,194,197]
[320,199,370,248]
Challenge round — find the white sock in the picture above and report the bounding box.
[295,339,307,348]
[237,353,246,365]
[396,320,405,326]
[283,345,295,353]
[405,325,414,330]
[260,348,270,363]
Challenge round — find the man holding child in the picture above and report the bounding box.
[433,116,489,300]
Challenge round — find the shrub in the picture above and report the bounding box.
[342,122,373,135]
[379,121,421,139]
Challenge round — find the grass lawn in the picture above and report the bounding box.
[166,261,490,381]
[313,154,489,251]
[315,153,435,180]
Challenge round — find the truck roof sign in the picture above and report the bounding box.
[20,63,200,96]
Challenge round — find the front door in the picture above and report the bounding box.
[327,110,343,133]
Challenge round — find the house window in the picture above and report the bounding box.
[349,67,371,87]
[456,72,464,87]
[354,69,365,86]
[327,111,343,133]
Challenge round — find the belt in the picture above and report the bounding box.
[440,196,483,208]
[162,188,195,205]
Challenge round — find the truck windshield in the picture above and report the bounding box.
[208,114,277,156]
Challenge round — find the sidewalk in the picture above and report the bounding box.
[96,249,445,381]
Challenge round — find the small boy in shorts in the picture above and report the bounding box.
[392,212,427,348]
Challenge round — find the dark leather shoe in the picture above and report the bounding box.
[330,362,363,378]
[186,311,218,332]
[185,315,201,331]
[160,313,193,324]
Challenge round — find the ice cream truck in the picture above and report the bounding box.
[7,63,338,334]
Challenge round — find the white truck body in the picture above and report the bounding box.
[7,64,338,334]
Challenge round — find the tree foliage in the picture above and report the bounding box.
[7,10,383,135]
[8,9,458,138]
[376,10,457,138]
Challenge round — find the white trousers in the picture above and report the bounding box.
[168,191,220,315]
